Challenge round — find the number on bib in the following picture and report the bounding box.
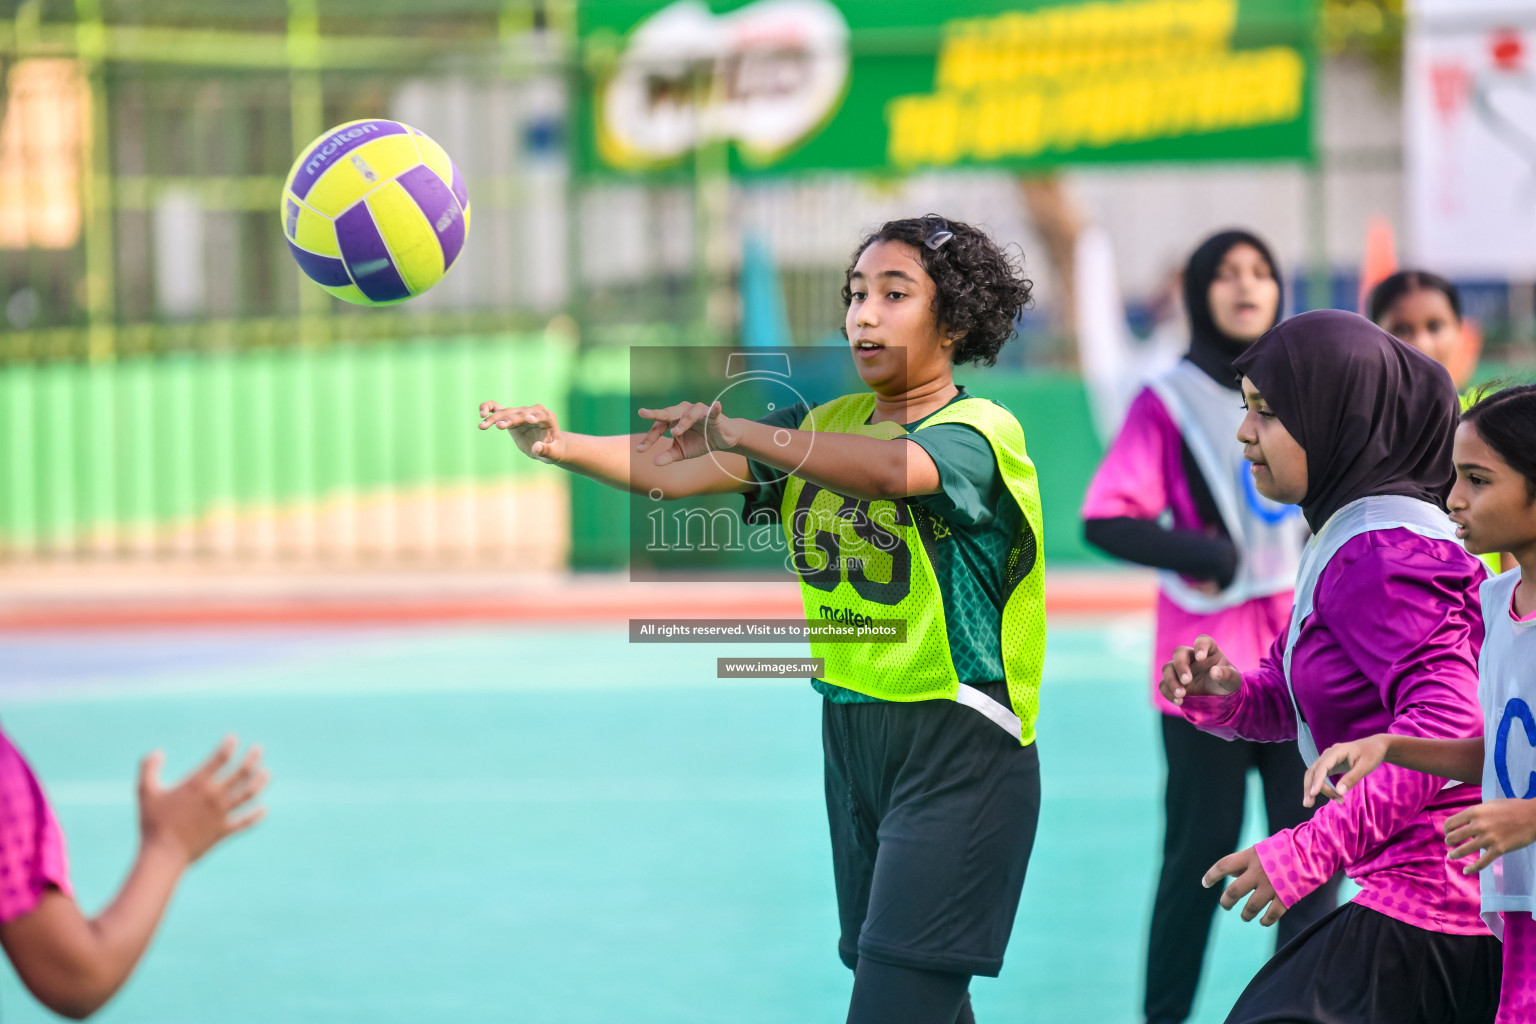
[790,483,912,607]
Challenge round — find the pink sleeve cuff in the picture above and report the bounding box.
[1254,828,1320,909]
[1180,671,1298,744]
[1180,692,1245,740]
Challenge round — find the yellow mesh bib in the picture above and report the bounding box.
[778,393,1047,744]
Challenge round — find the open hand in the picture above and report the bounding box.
[1445,799,1536,874]
[1204,846,1286,926]
[138,736,268,868]
[1160,635,1241,706]
[1303,734,1392,807]
[479,401,565,464]
[635,401,739,466]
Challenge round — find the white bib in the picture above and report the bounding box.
[1478,569,1536,937]
[1148,361,1306,614]
[1282,495,1461,765]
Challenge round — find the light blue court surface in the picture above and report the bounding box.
[0,619,1349,1024]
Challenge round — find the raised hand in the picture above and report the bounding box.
[479,401,566,464]
[1159,635,1241,706]
[1303,734,1393,807]
[138,736,268,868]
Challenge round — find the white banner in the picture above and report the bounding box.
[1407,0,1536,276]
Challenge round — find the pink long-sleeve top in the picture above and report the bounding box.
[1082,387,1294,714]
[1182,528,1489,934]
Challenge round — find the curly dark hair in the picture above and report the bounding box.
[840,214,1033,368]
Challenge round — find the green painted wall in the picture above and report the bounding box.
[0,335,574,554]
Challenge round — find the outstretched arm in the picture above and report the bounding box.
[0,739,267,1020]
[1304,734,1484,806]
[479,401,755,499]
[637,401,942,502]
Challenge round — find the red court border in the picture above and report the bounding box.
[0,575,1154,631]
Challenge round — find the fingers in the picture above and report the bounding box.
[636,403,688,427]
[635,418,670,452]
[1446,828,1491,863]
[1168,646,1194,688]
[1301,747,1342,806]
[669,402,709,441]
[481,407,521,430]
[1159,662,1185,706]
[1444,810,1494,869]
[219,746,267,810]
[1302,756,1328,808]
[1331,760,1374,800]
[1202,850,1245,890]
[636,404,695,451]
[1217,869,1256,911]
[1203,849,1277,924]
[480,404,555,433]
[1192,635,1216,662]
[1462,847,1500,874]
[1447,830,1484,860]
[139,750,165,797]
[192,735,238,782]
[1445,817,1476,848]
[1241,885,1274,923]
[636,402,713,462]
[222,805,267,839]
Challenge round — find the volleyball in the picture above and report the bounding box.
[281,119,470,305]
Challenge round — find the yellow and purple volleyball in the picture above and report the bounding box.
[281,120,470,305]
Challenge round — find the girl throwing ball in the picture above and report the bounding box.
[481,216,1043,1024]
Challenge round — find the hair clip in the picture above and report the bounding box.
[924,228,954,251]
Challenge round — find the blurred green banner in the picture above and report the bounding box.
[578,0,1316,175]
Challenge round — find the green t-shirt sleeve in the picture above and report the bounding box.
[740,401,815,525]
[904,423,1004,528]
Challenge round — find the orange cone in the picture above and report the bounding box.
[1358,216,1398,315]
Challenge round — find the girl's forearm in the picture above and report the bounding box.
[560,433,731,497]
[727,420,921,501]
[1384,735,1485,784]
[2,842,187,1019]
[559,432,650,492]
[78,841,186,1014]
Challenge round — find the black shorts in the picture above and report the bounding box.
[1224,902,1501,1024]
[822,685,1041,978]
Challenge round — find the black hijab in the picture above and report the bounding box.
[1232,309,1459,533]
[1183,230,1283,387]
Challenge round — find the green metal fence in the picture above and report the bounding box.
[0,0,574,362]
